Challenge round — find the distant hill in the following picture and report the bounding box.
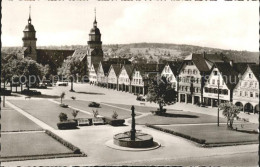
[2,43,258,63]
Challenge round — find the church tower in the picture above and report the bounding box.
[22,6,37,60]
[87,8,104,68]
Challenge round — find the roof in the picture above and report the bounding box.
[90,27,101,35]
[204,53,228,63]
[213,62,239,90]
[101,61,113,74]
[111,64,122,77]
[123,64,134,78]
[24,23,36,32]
[233,62,256,74]
[71,49,89,61]
[134,64,165,77]
[248,64,259,81]
[190,53,210,72]
[165,61,183,76]
[36,49,74,74]
[93,63,99,73]
[107,58,131,65]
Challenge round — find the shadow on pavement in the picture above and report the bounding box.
[161,113,199,118]
[76,91,105,95]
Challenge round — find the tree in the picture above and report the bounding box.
[146,76,177,115]
[72,110,79,119]
[58,56,87,91]
[60,92,65,104]
[219,102,240,129]
[13,58,44,90]
[59,112,68,122]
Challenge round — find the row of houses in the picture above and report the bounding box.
[88,53,259,114]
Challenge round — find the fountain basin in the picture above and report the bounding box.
[114,132,153,148]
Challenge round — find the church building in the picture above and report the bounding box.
[19,7,104,75]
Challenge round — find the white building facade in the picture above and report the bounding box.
[233,65,259,113]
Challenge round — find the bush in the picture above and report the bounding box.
[57,120,77,130]
[59,112,68,122]
[45,130,82,154]
[60,104,69,108]
[104,117,125,126]
[88,102,100,108]
[150,109,167,116]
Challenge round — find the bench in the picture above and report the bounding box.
[92,117,104,125]
[78,118,90,126]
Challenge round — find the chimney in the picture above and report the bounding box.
[230,60,233,66]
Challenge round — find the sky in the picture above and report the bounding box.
[2,0,259,52]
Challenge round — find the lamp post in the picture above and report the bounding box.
[190,76,195,104]
[217,73,220,126]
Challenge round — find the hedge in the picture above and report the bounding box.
[45,130,84,155]
[104,117,125,126]
[57,120,77,129]
[146,124,206,144]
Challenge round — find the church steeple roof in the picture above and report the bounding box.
[89,8,100,35]
[28,5,32,24]
[93,8,97,27]
[24,5,35,32]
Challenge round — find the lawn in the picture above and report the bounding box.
[102,102,165,113]
[133,110,227,125]
[156,124,259,145]
[1,105,42,132]
[59,100,139,119]
[1,132,73,157]
[8,100,92,129]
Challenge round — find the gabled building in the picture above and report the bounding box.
[107,64,121,90]
[178,53,211,104]
[203,62,239,107]
[233,64,259,113]
[118,64,134,92]
[131,64,164,95]
[96,61,111,87]
[89,63,99,85]
[161,61,179,91]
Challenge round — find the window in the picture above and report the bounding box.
[222,80,224,85]
[256,93,259,98]
[250,82,253,87]
[250,92,253,97]
[240,91,242,96]
[212,79,215,85]
[205,87,208,93]
[193,70,197,75]
[255,82,257,88]
[245,91,248,96]
[213,71,218,76]
[244,82,247,87]
[249,73,252,78]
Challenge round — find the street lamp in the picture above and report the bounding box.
[217,72,220,126]
[190,76,195,103]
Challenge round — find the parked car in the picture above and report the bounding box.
[43,80,53,87]
[88,102,100,108]
[37,83,47,89]
[57,81,68,86]
[21,89,41,95]
[136,95,146,101]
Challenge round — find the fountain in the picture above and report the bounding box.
[113,106,154,148]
